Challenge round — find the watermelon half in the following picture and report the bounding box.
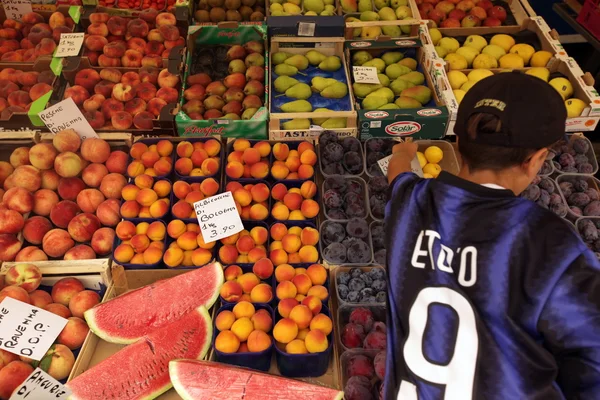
[68,306,212,400]
[85,262,224,344]
[169,360,344,400]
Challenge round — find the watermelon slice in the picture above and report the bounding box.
[85,262,224,344]
[68,306,212,400]
[169,360,344,400]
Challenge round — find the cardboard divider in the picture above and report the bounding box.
[269,37,358,140]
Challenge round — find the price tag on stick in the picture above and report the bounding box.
[38,97,98,139]
[0,298,68,361]
[194,192,244,243]
[10,368,71,400]
[2,0,33,21]
[353,66,380,84]
[54,33,84,58]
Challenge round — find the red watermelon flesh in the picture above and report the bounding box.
[169,360,345,400]
[85,262,223,344]
[68,307,212,400]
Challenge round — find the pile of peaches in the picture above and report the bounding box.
[98,0,177,11]
[0,264,100,398]
[0,11,74,63]
[0,68,54,121]
[0,132,128,262]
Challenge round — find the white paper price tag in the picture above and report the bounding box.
[298,22,315,37]
[2,0,32,21]
[194,192,244,243]
[54,33,84,58]
[378,154,423,177]
[38,98,98,140]
[353,66,380,84]
[10,368,71,400]
[0,298,68,361]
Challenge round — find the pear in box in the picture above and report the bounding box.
[312,108,332,125]
[398,58,417,70]
[385,64,411,79]
[275,64,300,76]
[390,78,414,95]
[353,82,381,97]
[341,0,358,13]
[352,51,373,66]
[381,51,403,65]
[382,25,402,37]
[358,0,372,12]
[361,26,382,39]
[396,71,424,85]
[394,96,422,108]
[304,0,325,13]
[318,56,342,72]
[379,103,399,109]
[322,118,347,128]
[273,52,292,65]
[346,17,362,37]
[274,76,299,93]
[285,83,312,100]
[368,87,394,102]
[377,74,390,87]
[306,50,327,66]
[362,96,388,110]
[285,54,309,70]
[378,6,396,20]
[362,58,386,72]
[312,77,338,92]
[281,99,313,112]
[283,118,311,130]
[360,10,380,20]
[401,85,431,105]
[321,82,348,99]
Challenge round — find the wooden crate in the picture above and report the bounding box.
[0,258,113,381]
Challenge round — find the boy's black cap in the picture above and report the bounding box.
[454,71,567,148]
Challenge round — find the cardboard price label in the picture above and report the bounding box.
[194,192,243,243]
[378,154,423,177]
[2,0,32,21]
[353,66,380,84]
[0,298,68,361]
[54,33,84,58]
[10,368,71,400]
[298,22,315,37]
[38,98,98,139]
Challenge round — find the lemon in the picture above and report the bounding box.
[453,89,466,105]
[423,163,442,178]
[416,151,427,168]
[461,80,478,92]
[467,69,493,82]
[445,53,468,70]
[490,34,515,53]
[429,28,442,46]
[526,67,550,82]
[509,43,535,65]
[530,50,553,67]
[464,35,488,52]
[472,53,497,69]
[424,146,443,164]
[498,53,524,69]
[565,98,586,118]
[423,173,434,179]
[447,70,468,90]
[549,77,573,100]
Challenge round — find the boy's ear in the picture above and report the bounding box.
[524,148,548,177]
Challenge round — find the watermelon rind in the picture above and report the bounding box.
[84,262,224,345]
[69,306,212,400]
[169,360,345,400]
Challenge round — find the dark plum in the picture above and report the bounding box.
[372,279,386,292]
[521,185,540,201]
[367,151,385,166]
[539,178,555,194]
[328,209,348,219]
[367,138,385,152]
[559,182,574,198]
[578,163,594,174]
[572,138,590,154]
[559,153,575,168]
[350,268,363,279]
[324,176,347,192]
[341,137,361,152]
[538,190,550,206]
[376,291,387,303]
[368,268,385,281]
[374,249,387,265]
[570,206,583,216]
[346,202,367,218]
[569,192,591,208]
[550,202,568,217]
[584,200,600,216]
[369,176,389,194]
[323,189,343,209]
[347,291,360,302]
[338,284,349,300]
[343,151,363,174]
[374,351,386,380]
[347,238,372,263]
[347,354,375,378]
[344,376,373,400]
[323,163,344,175]
[360,273,373,286]
[586,189,599,201]
[348,277,366,292]
[323,242,347,263]
[346,218,369,239]
[574,154,589,165]
[338,271,351,285]
[575,179,589,192]
[341,323,366,349]
[323,222,345,245]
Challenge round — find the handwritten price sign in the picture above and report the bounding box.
[10,368,71,400]
[54,33,84,58]
[353,66,380,84]
[194,192,243,243]
[2,0,32,21]
[0,298,68,361]
[38,98,98,140]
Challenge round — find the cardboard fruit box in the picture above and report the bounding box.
[175,23,269,139]
[345,32,452,140]
[0,258,113,382]
[269,36,358,140]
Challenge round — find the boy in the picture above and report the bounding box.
[384,72,600,400]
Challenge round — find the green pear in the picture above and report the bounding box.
[325,4,335,11]
[306,50,327,66]
[395,5,411,18]
[374,0,389,7]
[346,17,362,38]
[318,56,342,72]
[378,6,396,20]
[396,71,424,85]
[352,50,373,66]
[368,87,394,102]
[341,0,358,13]
[273,52,292,65]
[362,96,388,110]
[362,58,386,73]
[352,82,380,98]
[271,10,291,15]
[320,10,335,15]
[358,0,372,12]
[361,26,382,39]
[283,2,301,13]
[360,11,380,21]
[285,83,312,100]
[242,108,258,119]
[321,82,348,99]
[400,24,411,34]
[398,57,417,70]
[394,96,421,109]
[311,77,337,92]
[389,78,413,95]
[381,51,404,65]
[401,85,432,105]
[382,25,402,37]
[283,118,311,130]
[284,54,309,70]
[312,107,332,125]
[303,0,324,13]
[324,0,334,4]
[377,74,390,87]
[305,10,318,15]
[322,118,347,128]
[275,64,300,76]
[274,76,299,93]
[379,103,399,109]
[281,100,313,112]
[385,63,411,79]
[390,0,407,8]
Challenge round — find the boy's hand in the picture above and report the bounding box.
[388,142,419,184]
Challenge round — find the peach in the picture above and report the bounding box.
[79,138,110,164]
[68,289,100,318]
[140,67,160,85]
[64,244,96,260]
[289,304,312,329]
[15,246,48,262]
[107,16,127,36]
[156,86,179,104]
[276,280,297,300]
[99,69,122,84]
[8,147,29,168]
[215,330,240,353]
[87,21,108,37]
[220,280,243,303]
[84,109,105,130]
[0,285,30,304]
[57,177,86,202]
[105,150,128,174]
[68,213,101,243]
[91,227,115,256]
[0,361,34,399]
[0,161,13,187]
[49,200,80,229]
[291,273,312,295]
[299,245,319,264]
[10,164,41,193]
[216,310,236,331]
[29,82,53,102]
[237,272,260,294]
[0,234,22,261]
[158,68,179,88]
[93,199,119,227]
[42,228,75,258]
[57,317,89,350]
[121,49,143,68]
[273,318,298,344]
[4,263,41,293]
[51,277,84,306]
[40,344,75,380]
[4,187,34,214]
[54,152,82,178]
[98,54,122,68]
[29,290,53,309]
[100,173,127,199]
[22,216,52,245]
[147,98,167,117]
[0,208,24,235]
[74,69,101,94]
[224,265,243,281]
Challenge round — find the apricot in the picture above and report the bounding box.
[289,304,313,329]
[309,313,333,336]
[271,203,290,220]
[196,233,215,249]
[250,283,273,303]
[224,265,243,281]
[233,188,252,207]
[226,161,244,179]
[301,227,320,247]
[199,178,219,196]
[219,244,239,264]
[215,330,240,353]
[306,285,328,301]
[172,200,193,219]
[306,264,327,285]
[270,223,288,242]
[270,164,289,180]
[249,226,268,246]
[285,339,307,354]
[291,273,312,295]
[281,234,302,254]
[236,235,255,255]
[173,181,192,200]
[215,310,236,331]
[253,141,271,157]
[233,301,255,319]
[251,309,273,332]
[276,280,297,300]
[300,149,317,166]
[302,295,323,316]
[191,248,212,266]
[252,258,274,280]
[153,180,171,198]
[231,317,253,342]
[288,226,302,237]
[275,264,296,283]
[220,280,243,303]
[273,318,298,344]
[116,220,136,240]
[146,221,166,241]
[299,245,319,263]
[237,272,260,294]
[114,243,134,263]
[272,143,289,161]
[221,232,240,246]
[247,330,271,353]
[167,220,186,239]
[300,181,317,199]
